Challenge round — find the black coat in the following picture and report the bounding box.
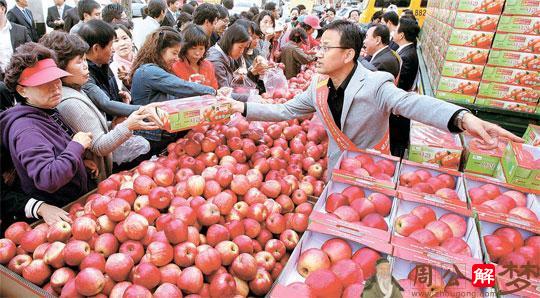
[63,7,79,33]
[46,4,72,30]
[9,22,31,51]
[161,10,176,27]
[6,6,38,42]
[370,46,401,79]
[397,43,419,92]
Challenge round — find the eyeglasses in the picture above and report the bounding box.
[314,45,350,54]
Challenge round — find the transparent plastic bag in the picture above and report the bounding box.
[262,66,288,97]
[112,135,151,165]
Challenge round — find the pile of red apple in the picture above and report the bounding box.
[399,169,459,200]
[394,205,472,254]
[400,266,482,297]
[483,227,540,267]
[261,65,315,102]
[339,154,396,181]
[281,237,383,297]
[325,185,392,231]
[468,184,538,222]
[0,107,329,296]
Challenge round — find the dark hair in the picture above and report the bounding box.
[181,3,195,15]
[300,22,312,31]
[235,19,262,37]
[376,258,389,266]
[4,43,56,92]
[289,27,307,43]
[401,13,417,22]
[222,0,234,10]
[102,3,124,23]
[398,18,420,42]
[348,9,360,18]
[218,24,250,55]
[145,0,166,19]
[324,20,364,62]
[240,11,254,21]
[264,2,276,11]
[180,24,209,64]
[78,0,100,20]
[382,11,399,26]
[296,4,306,11]
[112,23,132,39]
[215,4,229,19]
[78,20,116,49]
[176,12,193,30]
[326,8,336,14]
[290,7,299,13]
[193,3,219,25]
[253,11,274,29]
[371,10,383,22]
[167,0,179,6]
[131,27,181,80]
[0,0,6,10]
[248,6,259,17]
[371,24,390,45]
[39,31,89,70]
[189,1,198,7]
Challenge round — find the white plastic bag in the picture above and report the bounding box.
[262,67,288,97]
[112,135,151,165]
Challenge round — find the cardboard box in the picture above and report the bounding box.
[500,142,540,191]
[477,220,540,297]
[497,15,540,35]
[310,176,398,243]
[390,199,482,279]
[502,0,540,16]
[441,61,485,81]
[268,230,393,298]
[436,77,479,103]
[491,33,540,53]
[462,134,508,177]
[464,173,540,234]
[408,121,463,170]
[474,97,537,113]
[487,50,539,71]
[0,265,52,298]
[481,66,540,88]
[333,149,401,190]
[449,30,495,49]
[457,0,504,14]
[445,46,490,65]
[397,160,468,213]
[157,95,233,132]
[453,12,500,31]
[523,124,540,146]
[477,82,540,103]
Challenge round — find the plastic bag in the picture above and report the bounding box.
[262,66,288,97]
[112,135,151,165]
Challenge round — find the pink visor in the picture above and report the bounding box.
[18,58,71,87]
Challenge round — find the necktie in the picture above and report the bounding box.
[22,8,32,24]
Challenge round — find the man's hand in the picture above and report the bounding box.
[37,203,71,225]
[462,113,524,149]
[141,102,164,127]
[119,91,131,104]
[229,100,245,114]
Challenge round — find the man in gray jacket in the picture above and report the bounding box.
[228,20,522,172]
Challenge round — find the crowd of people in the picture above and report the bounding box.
[0,0,520,231]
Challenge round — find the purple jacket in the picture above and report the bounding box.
[0,104,88,204]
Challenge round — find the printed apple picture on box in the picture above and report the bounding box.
[268,230,392,298]
[462,134,508,177]
[334,149,400,189]
[500,142,540,191]
[523,124,540,146]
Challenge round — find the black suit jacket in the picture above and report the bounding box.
[7,6,38,42]
[10,22,32,51]
[370,46,401,79]
[397,43,419,91]
[63,7,79,33]
[161,10,176,27]
[389,40,399,51]
[47,5,72,30]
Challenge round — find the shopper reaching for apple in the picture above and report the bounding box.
[228,20,523,174]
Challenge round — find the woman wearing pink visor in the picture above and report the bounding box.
[1,42,93,225]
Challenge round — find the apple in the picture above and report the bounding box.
[249,268,273,296]
[343,283,365,298]
[64,240,90,266]
[280,229,299,250]
[509,207,539,222]
[177,266,204,294]
[435,188,459,201]
[119,240,144,264]
[441,237,472,256]
[123,284,152,298]
[266,213,286,234]
[5,222,31,245]
[494,194,517,210]
[43,241,65,268]
[426,177,446,192]
[400,172,421,187]
[60,278,82,298]
[296,248,331,277]
[437,174,455,189]
[80,252,106,272]
[333,206,360,222]
[105,253,133,282]
[0,238,17,264]
[341,186,365,204]
[350,198,376,219]
[195,247,221,275]
[132,262,161,289]
[408,266,445,296]
[341,158,363,172]
[173,241,197,267]
[20,229,47,253]
[75,267,104,296]
[109,281,131,298]
[213,192,236,215]
[394,214,423,236]
[305,269,343,298]
[133,175,156,195]
[289,213,309,232]
[412,182,434,194]
[499,251,528,268]
[480,200,508,213]
[215,240,239,266]
[148,187,173,210]
[116,189,137,206]
[230,175,250,195]
[367,193,392,216]
[468,187,489,205]
[361,213,388,231]
[33,242,50,259]
[46,221,72,243]
[256,228,273,247]
[230,253,257,281]
[164,219,188,245]
[197,203,221,226]
[224,220,244,239]
[92,195,112,217]
[206,224,230,247]
[480,184,501,200]
[410,206,437,227]
[94,233,118,258]
[153,283,182,298]
[425,220,453,243]
[484,235,513,262]
[326,193,349,213]
[123,213,149,240]
[172,206,197,226]
[494,227,524,250]
[233,235,254,254]
[322,238,353,264]
[292,189,308,205]
[503,190,527,207]
[147,241,174,266]
[22,259,51,286]
[159,263,181,285]
[133,195,150,211]
[288,282,316,298]
[409,229,439,247]
[516,246,539,266]
[8,254,32,275]
[265,239,286,261]
[332,258,364,287]
[439,214,467,238]
[50,267,75,293]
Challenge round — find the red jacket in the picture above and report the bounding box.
[172,59,219,90]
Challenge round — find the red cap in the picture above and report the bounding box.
[18,58,71,87]
[303,15,321,30]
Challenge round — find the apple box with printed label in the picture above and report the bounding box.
[477,220,540,297]
[397,160,468,213]
[453,12,500,32]
[499,142,540,191]
[445,46,490,65]
[496,15,540,35]
[502,0,540,17]
[436,77,479,104]
[268,230,392,298]
[156,95,233,132]
[487,50,539,71]
[462,134,508,177]
[333,149,400,189]
[390,199,481,280]
[441,62,485,81]
[477,82,540,103]
[449,30,495,49]
[408,121,463,170]
[491,33,540,53]
[310,176,398,243]
[474,97,537,113]
[457,0,504,14]
[481,66,540,88]
[523,124,540,146]
[464,173,539,234]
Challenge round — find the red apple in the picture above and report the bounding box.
[333,206,360,222]
[288,282,316,298]
[46,221,72,243]
[5,222,32,245]
[123,213,149,240]
[206,224,230,247]
[509,207,539,222]
[8,254,32,275]
[50,267,75,293]
[410,206,437,227]
[441,237,472,256]
[132,262,160,289]
[437,174,455,189]
[195,247,221,275]
[409,229,439,247]
[177,266,203,294]
[230,253,257,281]
[197,203,221,226]
[494,227,524,250]
[123,284,152,298]
[248,268,273,296]
[233,235,254,254]
[305,268,343,298]
[435,188,459,201]
[133,175,156,195]
[22,259,51,286]
[43,241,65,268]
[20,229,46,253]
[331,259,364,286]
[468,187,490,205]
[480,184,501,200]
[503,190,527,207]
[280,229,299,250]
[33,242,50,259]
[362,213,388,231]
[350,198,375,219]
[426,177,446,192]
[174,241,197,267]
[484,235,513,262]
[341,186,365,203]
[146,241,174,266]
[75,267,104,296]
[80,252,106,272]
[394,214,423,236]
[367,193,392,216]
[94,233,118,258]
[265,239,286,261]
[322,238,352,264]
[425,220,453,244]
[164,219,188,245]
[400,172,421,187]
[119,240,144,264]
[266,213,286,234]
[0,238,17,264]
[64,240,90,266]
[296,248,331,277]
[439,213,467,238]
[105,253,133,282]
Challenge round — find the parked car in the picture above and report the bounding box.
[132,0,146,18]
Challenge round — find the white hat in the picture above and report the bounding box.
[387,4,398,13]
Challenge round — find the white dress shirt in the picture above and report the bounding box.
[133,16,161,49]
[371,45,389,61]
[57,4,65,18]
[0,21,13,72]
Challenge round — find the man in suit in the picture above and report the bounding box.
[382,11,399,51]
[225,20,521,173]
[364,24,401,79]
[210,4,229,46]
[6,0,38,41]
[46,0,71,30]
[162,0,181,27]
[0,0,31,72]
